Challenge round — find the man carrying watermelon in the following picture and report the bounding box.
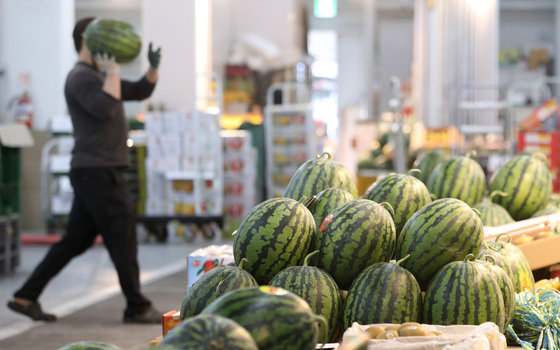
[7,17,162,324]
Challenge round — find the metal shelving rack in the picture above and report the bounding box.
[264,82,315,198]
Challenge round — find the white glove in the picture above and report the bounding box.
[93,52,120,75]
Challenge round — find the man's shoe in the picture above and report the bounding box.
[123,306,161,324]
[7,300,57,322]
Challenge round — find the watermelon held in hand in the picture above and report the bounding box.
[180,258,258,320]
[200,286,328,350]
[56,342,122,350]
[83,18,142,63]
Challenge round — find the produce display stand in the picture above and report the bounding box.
[484,213,560,270]
[264,82,315,198]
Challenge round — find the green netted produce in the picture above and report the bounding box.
[507,289,560,350]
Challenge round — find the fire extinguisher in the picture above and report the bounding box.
[14,91,34,129]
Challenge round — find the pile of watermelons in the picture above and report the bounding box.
[106,150,554,350]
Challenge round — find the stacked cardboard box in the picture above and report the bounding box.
[144,112,223,217]
[220,130,258,235]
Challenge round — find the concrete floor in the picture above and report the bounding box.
[0,236,229,349]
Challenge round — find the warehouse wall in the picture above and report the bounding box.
[0,0,75,130]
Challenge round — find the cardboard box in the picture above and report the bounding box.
[186,245,234,287]
[518,234,560,270]
[519,98,559,132]
[162,310,181,337]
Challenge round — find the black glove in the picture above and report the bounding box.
[148,42,161,69]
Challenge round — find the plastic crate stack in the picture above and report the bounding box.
[0,146,21,274]
[220,130,258,236]
[144,111,223,218]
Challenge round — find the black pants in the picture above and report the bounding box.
[14,167,151,315]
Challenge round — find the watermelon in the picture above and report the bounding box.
[309,188,355,232]
[233,197,316,284]
[395,198,484,290]
[284,152,358,200]
[530,204,560,218]
[473,191,515,227]
[489,153,552,220]
[476,244,515,282]
[343,256,422,329]
[477,255,516,327]
[158,314,258,350]
[423,254,506,331]
[270,250,342,342]
[362,170,432,235]
[412,149,448,184]
[484,234,535,292]
[200,286,327,350]
[315,199,396,289]
[57,342,122,350]
[427,153,486,206]
[83,18,142,63]
[180,258,258,320]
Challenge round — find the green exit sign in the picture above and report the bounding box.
[314,0,337,18]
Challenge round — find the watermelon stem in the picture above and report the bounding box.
[303,196,317,209]
[408,168,422,176]
[496,233,512,244]
[303,250,320,267]
[482,254,497,265]
[316,152,332,160]
[489,190,509,202]
[238,258,249,270]
[314,314,329,345]
[466,150,477,159]
[379,202,395,216]
[464,254,476,262]
[471,207,482,217]
[393,254,411,266]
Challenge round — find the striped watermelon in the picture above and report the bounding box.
[362,170,432,235]
[531,204,560,218]
[489,153,552,220]
[200,286,327,350]
[83,19,141,63]
[180,258,258,320]
[270,250,342,342]
[57,342,122,350]
[309,188,355,232]
[427,154,487,206]
[343,256,422,329]
[477,256,516,328]
[476,245,515,283]
[395,198,484,289]
[423,255,506,331]
[485,235,535,292]
[315,199,396,289]
[473,191,515,227]
[233,197,316,284]
[284,152,358,200]
[159,314,258,350]
[412,149,448,184]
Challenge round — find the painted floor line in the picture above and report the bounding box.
[0,261,186,342]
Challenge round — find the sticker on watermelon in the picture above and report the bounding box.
[259,286,288,295]
[320,213,334,232]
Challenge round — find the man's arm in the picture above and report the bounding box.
[121,42,161,101]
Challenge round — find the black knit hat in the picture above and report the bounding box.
[72,17,96,53]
